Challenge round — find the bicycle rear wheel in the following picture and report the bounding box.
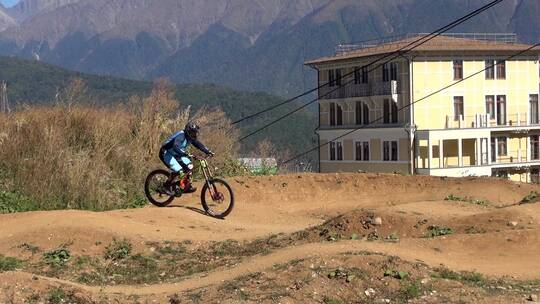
[201,178,234,218]
[145,169,175,207]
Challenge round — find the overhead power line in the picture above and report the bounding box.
[232,0,505,126]
[237,0,505,142]
[281,42,540,165]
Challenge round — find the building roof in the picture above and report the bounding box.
[305,35,539,66]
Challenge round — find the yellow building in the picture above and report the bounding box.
[306,34,540,182]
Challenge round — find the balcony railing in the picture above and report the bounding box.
[495,150,526,164]
[445,113,534,129]
[319,80,399,100]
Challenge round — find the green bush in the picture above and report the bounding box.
[0,191,39,214]
[0,255,22,272]
[44,248,71,267]
[104,239,132,261]
[425,226,454,238]
[521,191,540,204]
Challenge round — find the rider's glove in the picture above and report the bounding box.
[207,150,215,157]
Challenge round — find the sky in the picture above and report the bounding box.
[1,0,18,8]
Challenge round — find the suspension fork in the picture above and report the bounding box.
[200,160,215,195]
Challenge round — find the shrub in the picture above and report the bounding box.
[521,191,540,204]
[104,239,132,261]
[0,191,39,214]
[44,248,71,267]
[425,226,453,238]
[0,255,22,272]
[0,79,241,211]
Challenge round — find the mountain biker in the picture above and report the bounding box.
[160,122,214,195]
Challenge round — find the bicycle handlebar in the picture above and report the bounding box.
[190,154,214,161]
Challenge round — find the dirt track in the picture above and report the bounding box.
[1,173,539,303]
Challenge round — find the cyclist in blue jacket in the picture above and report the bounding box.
[160,122,214,194]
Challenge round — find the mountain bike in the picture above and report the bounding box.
[144,155,234,218]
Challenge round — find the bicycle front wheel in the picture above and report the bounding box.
[201,178,234,218]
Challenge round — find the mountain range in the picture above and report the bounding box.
[0,0,538,96]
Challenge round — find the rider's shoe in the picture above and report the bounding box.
[183,185,197,193]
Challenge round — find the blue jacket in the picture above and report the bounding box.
[161,130,211,157]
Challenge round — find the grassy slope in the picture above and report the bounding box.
[0,56,316,158]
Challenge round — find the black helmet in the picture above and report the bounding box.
[184,122,200,140]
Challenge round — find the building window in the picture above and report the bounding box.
[330,142,342,161]
[363,141,370,161]
[329,102,336,126]
[328,70,335,87]
[486,60,506,80]
[329,102,343,126]
[496,60,506,79]
[531,94,539,124]
[486,95,495,120]
[390,62,398,81]
[531,135,539,160]
[355,141,370,161]
[336,104,343,126]
[363,103,369,124]
[453,60,463,80]
[454,96,464,121]
[532,169,540,184]
[335,69,342,86]
[355,142,362,161]
[491,138,496,162]
[354,67,368,84]
[361,66,368,84]
[391,141,398,161]
[391,101,398,123]
[383,99,390,123]
[497,137,507,156]
[496,95,506,125]
[382,63,389,82]
[383,141,398,161]
[355,101,362,125]
[485,60,495,79]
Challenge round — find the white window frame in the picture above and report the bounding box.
[354,141,370,162]
[382,140,399,162]
[485,59,506,80]
[329,140,343,161]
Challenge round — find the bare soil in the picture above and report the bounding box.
[1,173,539,303]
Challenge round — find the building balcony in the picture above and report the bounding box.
[416,130,540,177]
[319,80,399,100]
[445,113,540,130]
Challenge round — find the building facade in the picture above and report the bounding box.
[306,34,540,182]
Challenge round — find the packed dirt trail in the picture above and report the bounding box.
[6,233,539,296]
[0,174,531,253]
[1,173,540,302]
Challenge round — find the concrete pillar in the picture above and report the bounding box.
[439,139,444,168]
[428,138,433,169]
[494,138,499,163]
[527,136,531,162]
[518,137,522,163]
[487,137,492,165]
[476,138,481,166]
[458,138,463,167]
[416,140,421,169]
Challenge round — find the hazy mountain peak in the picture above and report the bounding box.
[8,0,82,22]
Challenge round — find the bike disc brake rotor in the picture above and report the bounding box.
[212,192,224,202]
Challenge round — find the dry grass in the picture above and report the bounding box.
[0,79,241,211]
